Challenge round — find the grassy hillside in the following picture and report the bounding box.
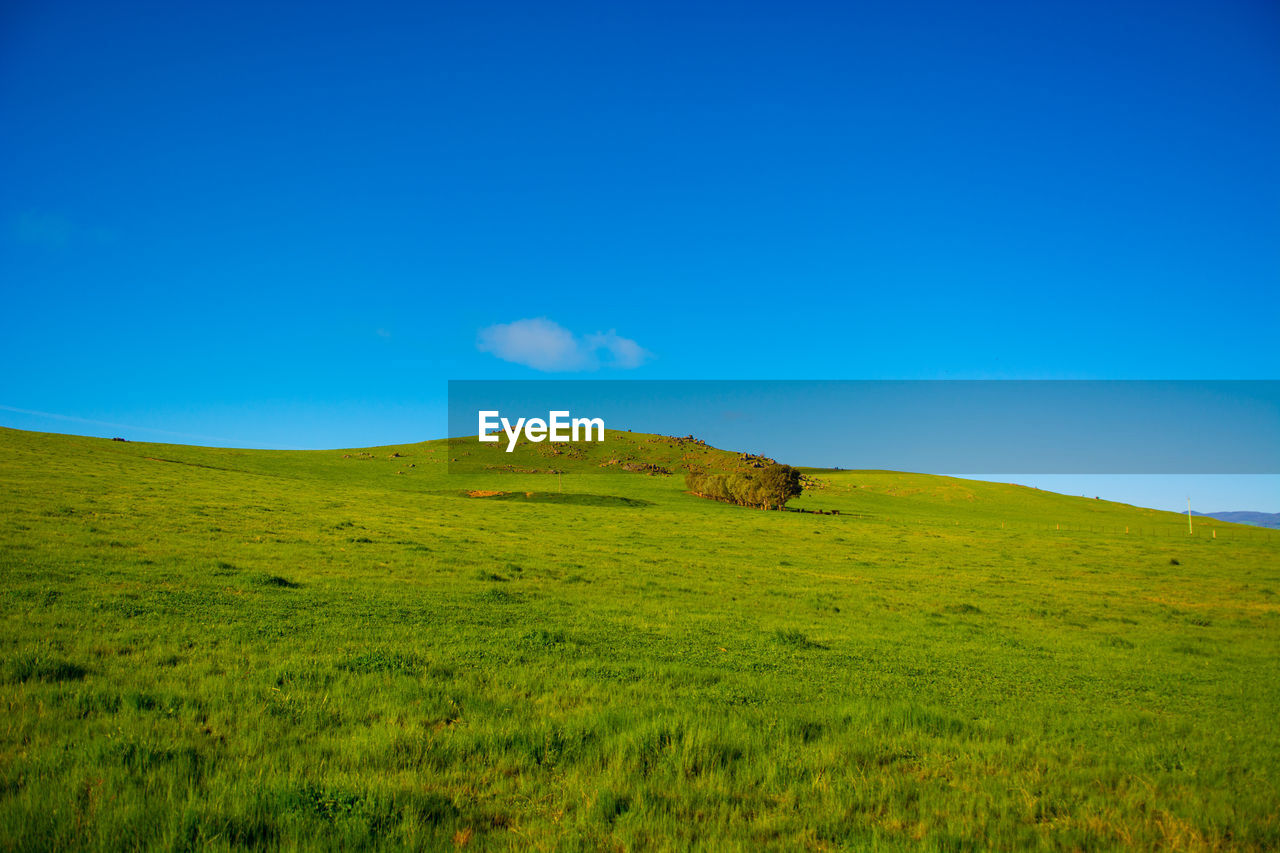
[1,426,1277,851]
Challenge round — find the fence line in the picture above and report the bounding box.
[789,507,1277,543]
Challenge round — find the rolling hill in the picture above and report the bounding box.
[1193,511,1280,530]
[1,425,1277,851]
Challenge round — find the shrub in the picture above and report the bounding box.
[686,463,803,510]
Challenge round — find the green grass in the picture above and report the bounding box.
[1,425,1277,851]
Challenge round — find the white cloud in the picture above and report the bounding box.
[584,330,650,369]
[477,318,652,372]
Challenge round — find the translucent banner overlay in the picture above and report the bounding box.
[447,380,1280,475]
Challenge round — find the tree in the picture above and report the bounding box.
[757,464,803,510]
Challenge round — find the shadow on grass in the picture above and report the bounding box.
[431,490,653,508]
[253,573,301,589]
[6,654,88,683]
[774,629,828,650]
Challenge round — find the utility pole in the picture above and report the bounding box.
[1187,496,1193,534]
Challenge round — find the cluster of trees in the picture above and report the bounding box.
[685,464,803,510]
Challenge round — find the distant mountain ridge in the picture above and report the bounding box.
[1191,511,1280,529]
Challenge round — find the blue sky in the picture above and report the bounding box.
[2,0,1278,511]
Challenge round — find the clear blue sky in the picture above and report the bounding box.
[2,0,1278,510]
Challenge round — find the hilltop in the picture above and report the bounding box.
[2,425,1255,539]
[1,425,1277,850]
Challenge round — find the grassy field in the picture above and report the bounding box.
[1,425,1277,851]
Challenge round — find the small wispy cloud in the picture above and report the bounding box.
[476,318,652,372]
[11,212,115,249]
[582,330,650,369]
[0,404,230,443]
